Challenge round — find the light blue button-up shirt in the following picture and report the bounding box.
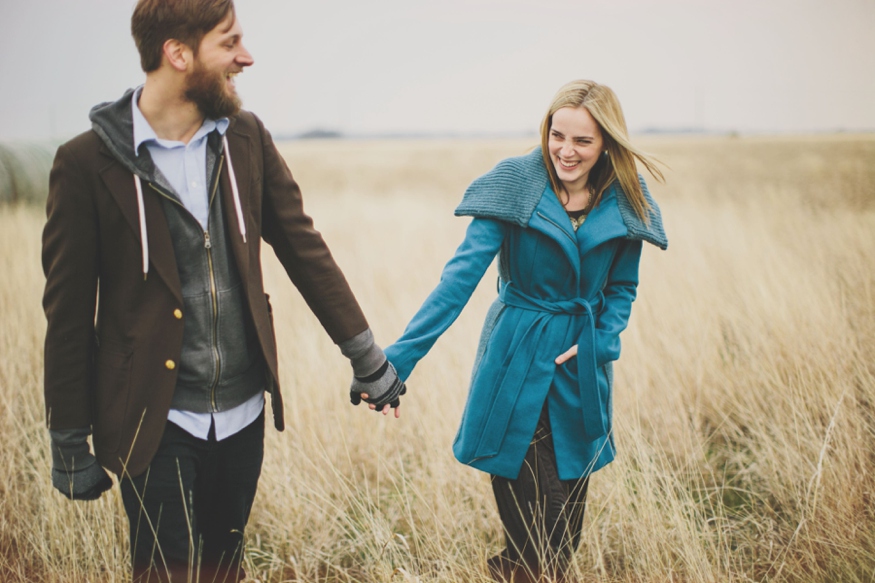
[131,88,263,441]
[131,89,229,229]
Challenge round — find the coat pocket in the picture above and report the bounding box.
[92,342,133,455]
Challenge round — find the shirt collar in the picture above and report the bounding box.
[131,86,230,156]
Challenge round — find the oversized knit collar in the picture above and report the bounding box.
[455,146,668,250]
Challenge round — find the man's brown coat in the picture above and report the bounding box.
[42,111,368,477]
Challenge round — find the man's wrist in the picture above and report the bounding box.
[339,328,386,378]
[49,427,98,472]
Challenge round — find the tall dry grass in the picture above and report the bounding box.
[1,134,874,582]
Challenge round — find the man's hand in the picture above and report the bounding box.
[340,328,406,418]
[350,360,406,418]
[50,428,113,501]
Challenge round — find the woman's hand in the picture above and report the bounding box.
[361,393,402,418]
[555,344,578,365]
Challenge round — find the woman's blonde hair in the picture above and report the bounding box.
[540,80,663,221]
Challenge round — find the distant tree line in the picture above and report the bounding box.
[0,142,57,205]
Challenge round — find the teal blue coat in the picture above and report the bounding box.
[385,148,666,480]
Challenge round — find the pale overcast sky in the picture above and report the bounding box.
[1,0,873,141]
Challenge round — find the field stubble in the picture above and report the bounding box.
[1,134,874,582]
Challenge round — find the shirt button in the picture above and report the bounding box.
[173,309,183,319]
[165,360,176,370]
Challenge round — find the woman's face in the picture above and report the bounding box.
[548,106,604,192]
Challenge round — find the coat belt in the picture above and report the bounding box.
[499,282,608,439]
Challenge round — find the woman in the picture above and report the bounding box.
[381,80,667,581]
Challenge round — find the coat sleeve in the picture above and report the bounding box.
[253,114,369,344]
[42,143,100,430]
[594,238,642,367]
[384,218,507,381]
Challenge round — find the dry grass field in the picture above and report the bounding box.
[1,134,874,582]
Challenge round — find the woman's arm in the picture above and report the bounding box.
[385,218,508,380]
[593,239,643,366]
[554,239,642,366]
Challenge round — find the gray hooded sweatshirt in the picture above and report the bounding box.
[89,88,265,414]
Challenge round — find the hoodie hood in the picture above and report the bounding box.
[88,88,247,277]
[90,87,171,277]
[89,87,162,184]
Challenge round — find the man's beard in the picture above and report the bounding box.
[184,61,241,119]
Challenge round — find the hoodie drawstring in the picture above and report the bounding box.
[223,135,247,244]
[131,135,248,279]
[133,174,149,279]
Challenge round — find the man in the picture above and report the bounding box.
[42,1,405,580]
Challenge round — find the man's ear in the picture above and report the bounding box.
[162,38,193,72]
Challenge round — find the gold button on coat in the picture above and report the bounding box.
[173,309,183,319]
[165,360,176,370]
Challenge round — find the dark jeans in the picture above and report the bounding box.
[120,411,264,583]
[490,405,589,581]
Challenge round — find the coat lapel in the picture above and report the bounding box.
[98,148,182,302]
[221,127,252,278]
[578,187,628,257]
[527,185,581,282]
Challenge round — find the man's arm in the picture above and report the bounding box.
[254,114,367,342]
[43,142,100,430]
[43,142,112,499]
[250,114,405,412]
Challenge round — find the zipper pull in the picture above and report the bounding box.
[204,231,212,249]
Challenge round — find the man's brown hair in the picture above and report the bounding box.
[131,0,235,72]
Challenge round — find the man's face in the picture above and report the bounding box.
[184,13,254,119]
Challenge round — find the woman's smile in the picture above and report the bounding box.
[548,106,604,194]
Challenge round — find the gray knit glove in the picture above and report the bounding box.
[351,360,407,409]
[340,328,407,410]
[49,428,113,501]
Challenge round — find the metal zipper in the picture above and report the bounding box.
[146,154,226,411]
[205,155,224,411]
[204,229,220,410]
[147,182,184,208]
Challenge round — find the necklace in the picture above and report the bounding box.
[563,184,594,231]
[562,184,593,210]
[571,216,586,231]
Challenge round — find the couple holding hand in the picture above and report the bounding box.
[42,1,665,581]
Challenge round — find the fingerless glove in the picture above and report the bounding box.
[351,360,407,408]
[340,328,407,409]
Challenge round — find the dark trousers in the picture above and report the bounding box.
[120,411,264,583]
[490,405,589,582]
